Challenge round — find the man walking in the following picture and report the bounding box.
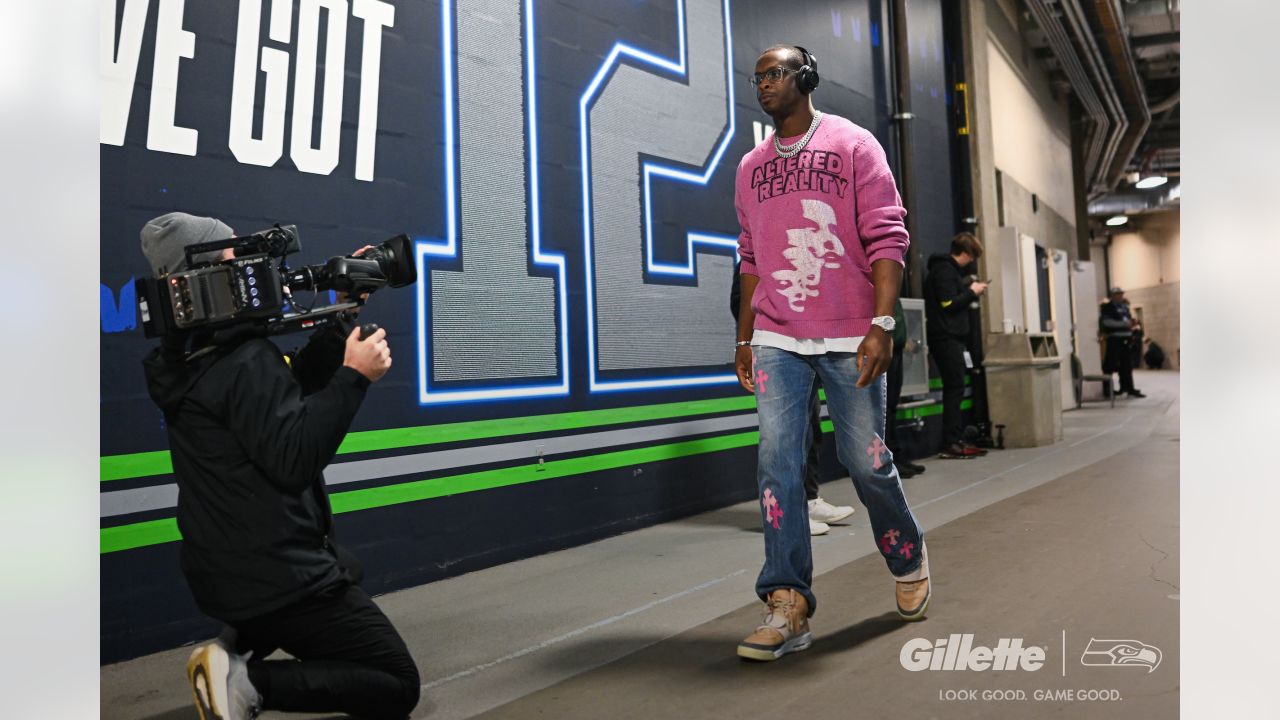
[733,45,930,662]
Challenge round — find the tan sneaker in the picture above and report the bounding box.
[896,577,931,621]
[737,588,812,661]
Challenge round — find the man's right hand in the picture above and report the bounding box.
[735,345,754,394]
[970,281,990,297]
[343,326,392,382]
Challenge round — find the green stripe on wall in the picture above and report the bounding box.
[329,430,760,514]
[101,429,761,553]
[337,396,758,454]
[101,379,974,482]
[100,451,174,482]
[100,518,181,553]
[927,375,972,390]
[100,396,980,553]
[100,395,761,483]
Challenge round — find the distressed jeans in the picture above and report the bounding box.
[752,345,928,615]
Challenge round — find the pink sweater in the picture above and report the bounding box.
[735,114,909,339]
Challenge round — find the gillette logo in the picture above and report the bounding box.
[900,635,1046,671]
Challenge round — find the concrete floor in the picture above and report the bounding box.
[102,371,1179,720]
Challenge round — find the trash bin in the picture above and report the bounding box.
[983,333,1063,448]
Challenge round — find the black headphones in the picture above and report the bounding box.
[794,45,820,94]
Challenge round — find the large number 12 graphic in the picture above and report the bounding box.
[419,0,737,404]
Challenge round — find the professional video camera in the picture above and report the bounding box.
[137,224,416,339]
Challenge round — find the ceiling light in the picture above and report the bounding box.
[1135,175,1168,189]
[1105,215,1129,226]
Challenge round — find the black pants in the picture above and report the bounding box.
[233,582,420,720]
[803,381,822,501]
[1105,336,1136,393]
[929,335,967,446]
[885,349,904,452]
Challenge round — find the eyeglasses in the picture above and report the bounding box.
[749,67,797,87]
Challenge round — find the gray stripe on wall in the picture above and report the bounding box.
[100,411,769,518]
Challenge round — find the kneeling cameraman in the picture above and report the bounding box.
[140,213,419,720]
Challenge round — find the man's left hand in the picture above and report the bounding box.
[856,326,893,388]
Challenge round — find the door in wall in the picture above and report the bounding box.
[1072,260,1103,377]
[1048,249,1076,410]
[1019,233,1041,333]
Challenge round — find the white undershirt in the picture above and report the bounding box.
[752,329,866,355]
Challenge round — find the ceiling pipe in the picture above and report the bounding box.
[1149,90,1179,114]
[1024,0,1110,189]
[1091,0,1152,189]
[1130,31,1179,48]
[1121,0,1180,18]
[1129,101,1178,174]
[1025,0,1167,196]
[1086,182,1179,216]
[1058,0,1128,194]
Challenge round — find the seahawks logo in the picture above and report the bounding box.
[1080,638,1162,673]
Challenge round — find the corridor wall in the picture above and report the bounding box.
[99,0,957,661]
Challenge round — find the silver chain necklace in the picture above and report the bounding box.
[773,111,823,158]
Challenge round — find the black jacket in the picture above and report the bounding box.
[142,320,369,622]
[1099,300,1134,338]
[924,253,976,339]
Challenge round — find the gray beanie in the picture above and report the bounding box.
[140,212,234,276]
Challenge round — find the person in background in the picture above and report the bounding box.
[924,232,989,459]
[885,298,926,478]
[1100,287,1146,398]
[1144,338,1166,370]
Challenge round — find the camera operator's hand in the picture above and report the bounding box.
[336,245,376,310]
[343,326,392,382]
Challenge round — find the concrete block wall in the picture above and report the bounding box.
[1125,281,1180,370]
[1107,208,1180,370]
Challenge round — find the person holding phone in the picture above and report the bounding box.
[924,232,989,459]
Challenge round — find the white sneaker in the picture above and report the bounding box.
[809,518,830,536]
[809,497,855,525]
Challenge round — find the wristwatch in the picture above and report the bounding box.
[870,315,896,333]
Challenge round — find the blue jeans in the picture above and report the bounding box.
[752,345,927,615]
